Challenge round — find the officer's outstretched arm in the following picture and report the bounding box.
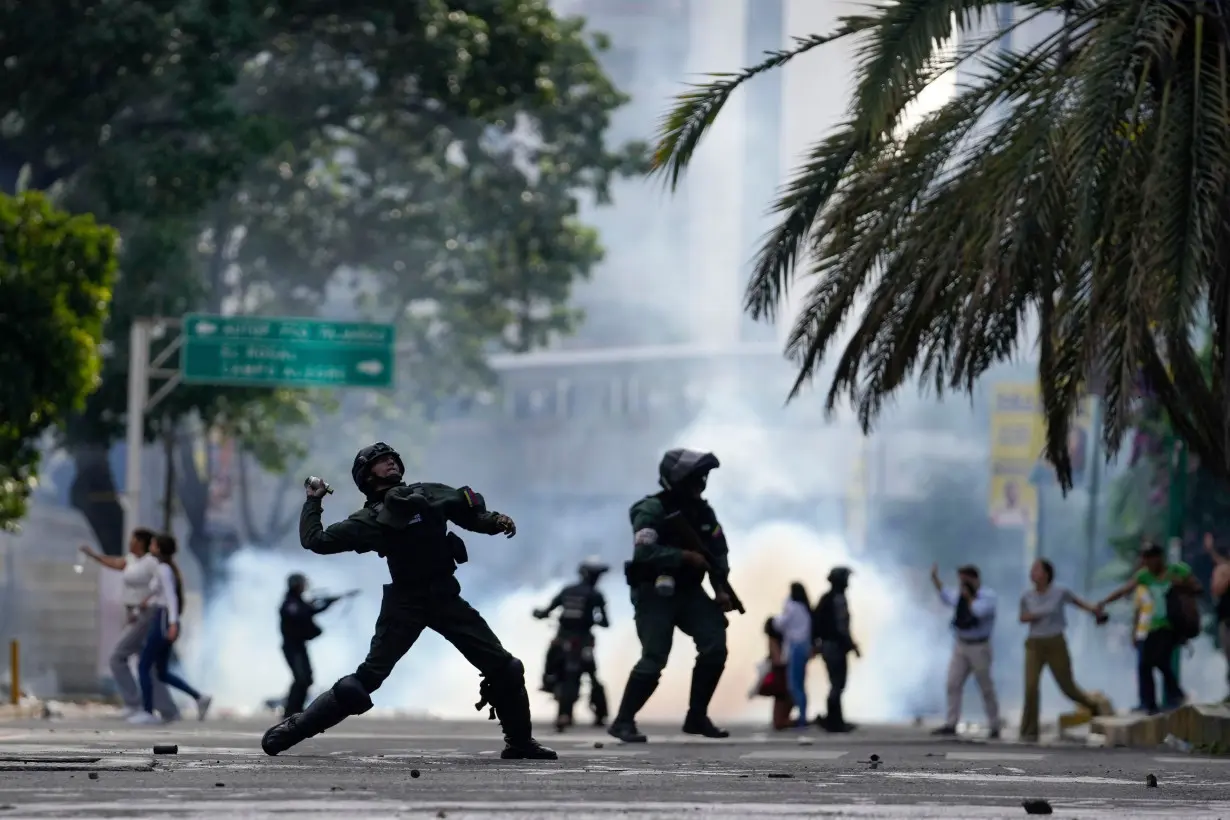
[594,593,610,628]
[441,485,515,537]
[300,498,360,555]
[630,499,686,570]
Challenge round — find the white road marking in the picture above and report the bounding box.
[2,799,1229,819]
[740,750,849,761]
[884,771,1137,785]
[946,751,1048,761]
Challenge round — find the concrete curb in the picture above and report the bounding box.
[1091,703,1230,751]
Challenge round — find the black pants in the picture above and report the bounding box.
[821,643,848,724]
[550,631,605,720]
[282,642,313,717]
[1138,627,1184,712]
[354,579,515,693]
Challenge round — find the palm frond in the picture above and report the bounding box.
[743,0,1078,323]
[650,30,866,191]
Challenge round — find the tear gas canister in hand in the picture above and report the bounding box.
[304,476,334,495]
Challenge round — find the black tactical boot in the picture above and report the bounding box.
[481,675,558,760]
[590,682,609,727]
[682,661,729,738]
[819,697,855,733]
[261,689,346,756]
[608,673,657,743]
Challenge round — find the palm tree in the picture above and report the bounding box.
[653,0,1230,490]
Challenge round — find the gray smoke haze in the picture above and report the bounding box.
[180,1,1229,724]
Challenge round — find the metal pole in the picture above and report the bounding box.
[1083,399,1103,595]
[124,320,151,547]
[161,416,175,532]
[8,640,17,705]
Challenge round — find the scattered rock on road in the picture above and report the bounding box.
[1021,799,1052,815]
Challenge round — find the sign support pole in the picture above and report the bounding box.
[122,318,183,545]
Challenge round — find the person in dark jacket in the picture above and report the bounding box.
[812,567,859,732]
[279,573,345,718]
[259,442,556,760]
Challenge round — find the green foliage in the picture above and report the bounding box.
[651,0,1230,491]
[0,0,643,555]
[0,191,118,529]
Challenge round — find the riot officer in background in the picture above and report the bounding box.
[533,556,611,730]
[260,442,556,760]
[811,566,859,732]
[608,448,739,744]
[279,574,350,718]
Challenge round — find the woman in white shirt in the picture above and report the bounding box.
[772,582,814,728]
[128,534,212,725]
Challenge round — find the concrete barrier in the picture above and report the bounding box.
[1091,703,1230,752]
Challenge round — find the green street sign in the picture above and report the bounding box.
[182,314,396,388]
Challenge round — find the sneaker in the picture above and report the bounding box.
[127,711,162,725]
[196,694,213,721]
[931,725,958,736]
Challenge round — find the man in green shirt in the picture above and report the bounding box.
[1097,542,1200,713]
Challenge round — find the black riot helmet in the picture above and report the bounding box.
[287,573,307,595]
[828,566,853,590]
[658,448,720,496]
[351,442,405,494]
[579,555,609,584]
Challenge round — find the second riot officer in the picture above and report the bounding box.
[279,573,347,718]
[608,448,739,743]
[260,442,556,760]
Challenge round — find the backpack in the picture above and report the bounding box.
[812,593,835,643]
[1166,586,1201,643]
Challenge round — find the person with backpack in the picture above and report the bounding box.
[1096,541,1202,713]
[812,567,858,733]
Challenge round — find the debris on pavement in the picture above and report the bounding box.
[1146,773,1158,787]
[1021,798,1052,814]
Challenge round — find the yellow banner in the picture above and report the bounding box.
[988,383,1094,532]
[989,384,1042,530]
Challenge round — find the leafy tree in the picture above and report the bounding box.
[651,1,1230,491]
[44,8,644,568]
[0,191,118,530]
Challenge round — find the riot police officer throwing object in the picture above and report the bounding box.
[260,442,556,760]
[608,448,742,744]
[533,556,611,731]
[279,574,357,718]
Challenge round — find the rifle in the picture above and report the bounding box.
[661,511,745,614]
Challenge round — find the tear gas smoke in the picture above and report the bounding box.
[186,387,1230,723]
[188,392,953,723]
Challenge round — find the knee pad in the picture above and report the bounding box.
[699,647,729,666]
[631,662,665,685]
[331,675,374,716]
[505,657,525,684]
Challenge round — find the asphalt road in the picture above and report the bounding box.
[0,716,1227,818]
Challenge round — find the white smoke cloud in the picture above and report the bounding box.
[185,383,955,726]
